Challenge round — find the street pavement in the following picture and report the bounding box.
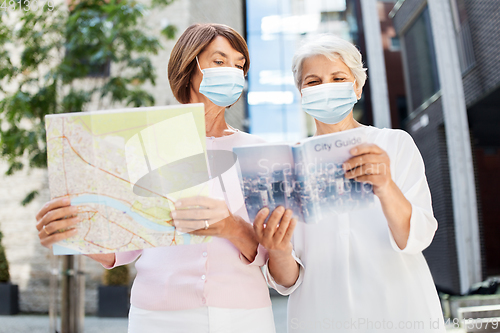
[0,296,464,333]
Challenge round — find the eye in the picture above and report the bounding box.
[214,60,224,65]
[334,78,346,82]
[306,80,320,86]
[235,64,244,70]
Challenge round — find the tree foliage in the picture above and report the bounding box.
[0,230,9,283]
[103,265,129,286]
[0,0,176,205]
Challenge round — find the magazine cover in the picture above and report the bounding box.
[233,127,375,224]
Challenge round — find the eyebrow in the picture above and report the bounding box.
[303,74,320,81]
[304,71,349,81]
[330,71,348,76]
[211,50,246,61]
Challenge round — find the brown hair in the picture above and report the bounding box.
[168,23,250,104]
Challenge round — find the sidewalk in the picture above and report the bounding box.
[0,315,128,333]
[0,296,464,333]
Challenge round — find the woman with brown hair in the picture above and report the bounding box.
[35,23,292,333]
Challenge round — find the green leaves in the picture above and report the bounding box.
[62,89,92,113]
[103,265,129,286]
[0,0,176,205]
[150,0,176,7]
[161,24,178,40]
[126,89,155,108]
[21,191,39,207]
[6,162,24,176]
[0,229,10,283]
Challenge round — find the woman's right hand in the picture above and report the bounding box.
[253,206,296,256]
[36,197,80,249]
[254,206,300,288]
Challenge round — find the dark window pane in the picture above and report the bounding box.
[396,95,408,125]
[403,6,440,112]
[321,11,343,22]
[390,37,400,50]
[87,59,111,77]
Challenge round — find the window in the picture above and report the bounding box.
[64,49,111,78]
[450,0,475,73]
[396,96,407,127]
[321,11,343,23]
[390,37,400,51]
[86,59,111,78]
[65,9,112,78]
[245,0,365,141]
[402,6,440,112]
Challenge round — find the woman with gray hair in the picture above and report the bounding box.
[253,35,446,332]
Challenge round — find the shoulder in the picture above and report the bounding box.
[366,127,424,175]
[233,130,267,146]
[365,126,410,139]
[366,126,417,151]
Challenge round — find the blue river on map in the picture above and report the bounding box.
[71,194,191,244]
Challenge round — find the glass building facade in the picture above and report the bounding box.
[245,0,367,142]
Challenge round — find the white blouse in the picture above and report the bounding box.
[265,126,446,333]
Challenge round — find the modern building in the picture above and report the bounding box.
[245,0,378,141]
[391,0,500,295]
[245,0,499,296]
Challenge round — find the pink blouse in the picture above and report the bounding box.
[103,130,271,311]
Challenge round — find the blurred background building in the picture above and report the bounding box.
[244,0,500,297]
[390,0,500,296]
[0,0,498,317]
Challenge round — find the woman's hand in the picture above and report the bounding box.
[36,197,120,267]
[344,143,412,249]
[342,143,393,197]
[254,206,299,288]
[36,197,80,249]
[253,206,296,257]
[171,196,232,237]
[173,196,262,262]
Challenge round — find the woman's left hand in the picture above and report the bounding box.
[342,143,393,196]
[171,196,233,237]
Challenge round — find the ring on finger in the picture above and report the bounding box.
[43,225,50,236]
[204,220,209,230]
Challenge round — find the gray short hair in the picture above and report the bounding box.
[292,34,367,90]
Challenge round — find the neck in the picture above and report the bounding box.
[314,112,362,136]
[189,87,232,138]
[205,103,231,137]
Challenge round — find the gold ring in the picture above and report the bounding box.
[204,220,209,230]
[43,225,50,235]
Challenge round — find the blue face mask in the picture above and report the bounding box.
[301,81,358,124]
[196,56,245,107]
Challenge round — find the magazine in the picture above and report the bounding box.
[233,127,375,224]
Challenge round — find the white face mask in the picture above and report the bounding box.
[301,81,358,124]
[196,56,245,107]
